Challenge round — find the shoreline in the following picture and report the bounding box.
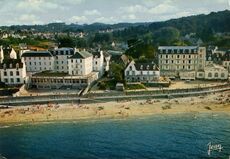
[0,91,230,125]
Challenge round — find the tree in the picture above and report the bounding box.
[153,27,180,45]
[57,36,76,47]
[110,62,124,82]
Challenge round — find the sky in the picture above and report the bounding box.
[0,0,229,26]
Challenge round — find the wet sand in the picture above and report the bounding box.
[0,91,230,124]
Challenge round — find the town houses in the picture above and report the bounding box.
[0,46,27,85]
[124,60,160,83]
[0,44,229,89]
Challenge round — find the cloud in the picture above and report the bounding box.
[18,14,43,24]
[0,0,229,26]
[16,0,59,12]
[122,14,136,20]
[84,9,101,16]
[69,16,88,24]
[94,16,117,24]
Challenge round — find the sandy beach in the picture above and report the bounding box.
[0,91,230,124]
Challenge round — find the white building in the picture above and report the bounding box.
[0,46,4,63]
[0,59,26,85]
[21,51,55,73]
[124,60,160,82]
[203,64,228,80]
[50,48,75,73]
[68,51,93,76]
[158,46,206,80]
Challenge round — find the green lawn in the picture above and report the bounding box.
[125,83,146,90]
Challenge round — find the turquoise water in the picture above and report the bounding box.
[0,113,230,159]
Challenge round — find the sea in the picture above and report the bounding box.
[0,113,230,159]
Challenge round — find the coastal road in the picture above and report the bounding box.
[0,86,229,106]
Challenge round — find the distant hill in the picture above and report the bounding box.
[0,10,229,35]
[148,10,230,35]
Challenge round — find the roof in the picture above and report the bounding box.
[21,51,53,57]
[69,51,92,59]
[92,51,101,57]
[135,63,159,71]
[103,51,111,58]
[54,47,74,51]
[158,46,198,54]
[130,61,159,71]
[0,59,24,69]
[49,48,74,56]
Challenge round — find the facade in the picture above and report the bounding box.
[222,50,230,72]
[68,51,93,76]
[204,64,228,80]
[124,61,160,82]
[158,46,206,80]
[0,59,26,85]
[21,51,55,73]
[30,72,98,89]
[50,48,75,73]
[92,50,104,76]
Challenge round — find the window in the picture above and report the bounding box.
[39,62,41,65]
[221,73,225,78]
[29,62,31,65]
[189,60,191,64]
[16,63,19,69]
[10,78,14,83]
[214,73,218,78]
[4,79,8,83]
[80,59,82,63]
[177,55,179,58]
[39,57,41,60]
[166,60,168,64]
[34,62,36,65]
[4,71,7,76]
[208,72,212,77]
[95,61,97,64]
[56,61,59,64]
[166,55,168,58]
[10,71,13,76]
[129,66,132,70]
[16,71,19,76]
[17,78,20,82]
[171,60,174,64]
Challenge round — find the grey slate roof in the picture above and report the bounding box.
[21,51,53,57]
[134,62,159,71]
[0,59,24,69]
[158,46,198,54]
[69,51,92,59]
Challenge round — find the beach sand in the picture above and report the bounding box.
[0,91,230,124]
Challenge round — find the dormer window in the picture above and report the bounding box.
[140,65,143,70]
[9,64,13,68]
[16,63,19,70]
[3,64,6,69]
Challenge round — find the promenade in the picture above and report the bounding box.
[0,83,229,106]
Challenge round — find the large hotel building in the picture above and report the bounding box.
[158,46,206,80]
